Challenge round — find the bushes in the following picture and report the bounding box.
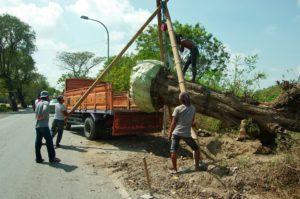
[0,104,10,112]
[195,113,222,132]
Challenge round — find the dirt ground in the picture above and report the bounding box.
[79,130,300,199]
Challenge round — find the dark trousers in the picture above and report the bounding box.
[182,47,199,82]
[35,127,55,161]
[51,119,65,145]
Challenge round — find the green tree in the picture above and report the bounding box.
[12,52,36,108]
[223,54,266,97]
[0,14,36,111]
[135,21,230,83]
[56,51,104,88]
[23,73,58,105]
[101,54,137,91]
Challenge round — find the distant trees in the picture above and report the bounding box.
[223,54,266,98]
[0,14,55,110]
[56,51,104,88]
[0,14,36,110]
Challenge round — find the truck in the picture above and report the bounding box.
[64,78,163,140]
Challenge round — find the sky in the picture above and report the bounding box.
[1,0,300,89]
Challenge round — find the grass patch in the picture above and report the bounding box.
[195,113,222,132]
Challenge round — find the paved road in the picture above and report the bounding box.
[0,111,125,199]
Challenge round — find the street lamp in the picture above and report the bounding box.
[80,15,110,63]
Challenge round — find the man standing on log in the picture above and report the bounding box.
[176,34,199,83]
[168,92,203,173]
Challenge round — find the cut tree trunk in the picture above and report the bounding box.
[152,74,300,135]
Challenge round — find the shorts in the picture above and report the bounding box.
[170,134,199,153]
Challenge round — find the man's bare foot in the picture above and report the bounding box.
[168,169,177,174]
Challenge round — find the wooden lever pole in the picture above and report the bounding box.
[165,8,186,92]
[67,5,163,116]
[142,157,153,196]
[164,6,199,142]
[156,0,165,62]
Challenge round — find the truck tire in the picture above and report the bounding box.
[84,117,97,140]
[64,123,71,130]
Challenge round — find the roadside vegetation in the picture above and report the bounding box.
[1,13,299,198]
[0,14,58,111]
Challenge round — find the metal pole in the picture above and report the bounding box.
[81,16,109,62]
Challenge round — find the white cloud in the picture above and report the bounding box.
[0,0,21,5]
[68,0,151,33]
[34,39,70,89]
[36,38,69,52]
[0,1,63,35]
[110,30,126,43]
[298,0,300,6]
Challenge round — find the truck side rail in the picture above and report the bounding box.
[65,83,138,112]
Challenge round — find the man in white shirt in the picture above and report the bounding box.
[51,95,68,147]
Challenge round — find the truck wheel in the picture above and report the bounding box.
[64,123,71,130]
[84,117,97,140]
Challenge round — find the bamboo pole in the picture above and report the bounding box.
[156,0,168,136]
[142,157,153,196]
[165,8,186,92]
[164,6,199,144]
[67,6,162,116]
[156,0,165,62]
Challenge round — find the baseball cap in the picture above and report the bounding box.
[40,90,49,98]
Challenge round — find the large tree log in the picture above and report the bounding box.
[130,60,300,135]
[156,76,300,134]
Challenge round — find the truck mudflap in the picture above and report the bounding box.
[112,112,163,136]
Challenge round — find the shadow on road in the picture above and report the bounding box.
[49,162,78,172]
[58,145,88,153]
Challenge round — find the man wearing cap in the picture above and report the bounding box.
[51,95,68,147]
[35,90,60,163]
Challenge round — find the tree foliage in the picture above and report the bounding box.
[254,85,281,102]
[135,21,230,82]
[101,54,137,91]
[223,54,266,97]
[101,21,230,91]
[0,14,36,110]
[56,51,104,88]
[0,14,57,109]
